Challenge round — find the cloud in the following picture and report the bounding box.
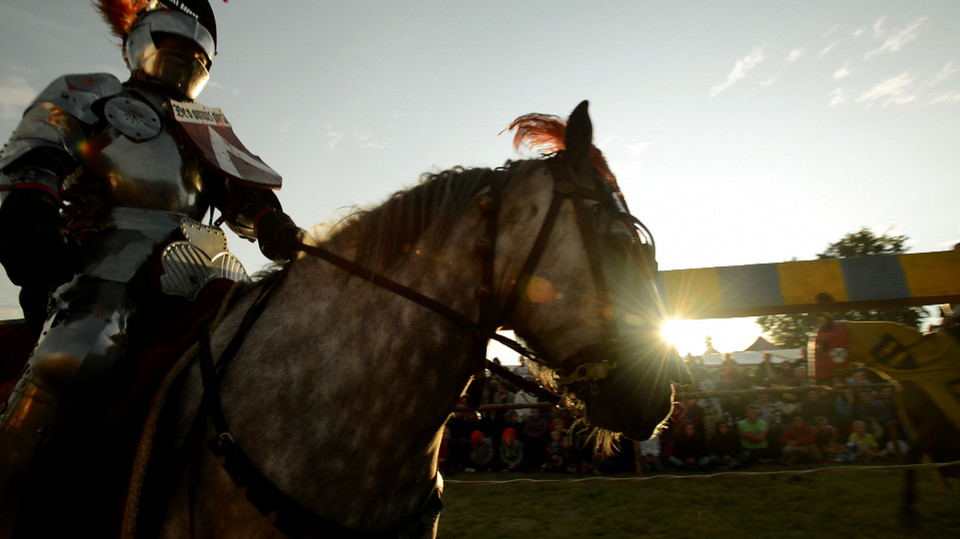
[927,91,960,105]
[709,47,765,98]
[206,81,241,95]
[833,63,853,81]
[866,17,928,58]
[856,72,917,106]
[0,75,35,121]
[819,42,838,58]
[926,62,958,87]
[626,142,650,157]
[784,48,805,65]
[822,25,839,39]
[829,87,850,108]
[326,125,343,150]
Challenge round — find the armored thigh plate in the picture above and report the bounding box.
[161,218,248,300]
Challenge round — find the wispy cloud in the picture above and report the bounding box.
[819,42,838,58]
[709,47,765,98]
[822,25,839,39]
[207,81,241,95]
[326,125,343,150]
[866,17,928,58]
[626,142,650,157]
[856,72,917,106]
[829,87,850,108]
[784,48,805,65]
[0,75,36,121]
[927,91,960,105]
[926,62,958,87]
[833,63,853,81]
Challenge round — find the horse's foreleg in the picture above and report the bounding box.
[901,444,924,525]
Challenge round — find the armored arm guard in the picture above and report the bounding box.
[0,74,118,287]
[215,180,303,262]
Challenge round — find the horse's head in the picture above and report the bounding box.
[499,101,687,441]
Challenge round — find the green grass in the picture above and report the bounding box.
[438,465,960,538]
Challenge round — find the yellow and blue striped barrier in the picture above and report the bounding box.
[658,250,960,319]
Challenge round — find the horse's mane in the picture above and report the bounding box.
[329,159,541,272]
[324,111,619,272]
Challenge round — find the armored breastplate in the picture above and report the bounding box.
[69,88,210,221]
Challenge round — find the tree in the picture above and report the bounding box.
[757,227,927,348]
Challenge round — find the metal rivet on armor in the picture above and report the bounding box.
[476,285,492,299]
[61,91,70,99]
[475,237,493,255]
[477,195,497,213]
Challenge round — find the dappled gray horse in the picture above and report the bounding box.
[148,101,683,538]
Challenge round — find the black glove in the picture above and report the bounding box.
[0,190,82,288]
[256,210,304,262]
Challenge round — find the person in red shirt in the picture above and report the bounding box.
[779,414,823,464]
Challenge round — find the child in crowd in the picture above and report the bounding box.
[543,429,567,472]
[813,416,848,462]
[668,421,711,471]
[708,421,749,469]
[466,430,494,472]
[846,420,887,462]
[499,427,524,472]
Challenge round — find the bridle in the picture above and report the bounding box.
[196,153,658,537]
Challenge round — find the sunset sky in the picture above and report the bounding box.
[1,1,958,356]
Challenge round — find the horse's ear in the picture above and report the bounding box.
[564,100,593,178]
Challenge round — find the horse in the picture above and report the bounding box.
[54,100,686,538]
[815,318,960,520]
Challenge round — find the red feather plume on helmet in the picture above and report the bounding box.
[94,0,150,40]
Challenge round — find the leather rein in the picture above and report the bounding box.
[196,156,655,537]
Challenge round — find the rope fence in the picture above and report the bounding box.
[444,459,960,485]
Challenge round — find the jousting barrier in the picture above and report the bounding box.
[658,249,960,319]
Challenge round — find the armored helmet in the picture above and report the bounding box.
[121,0,218,100]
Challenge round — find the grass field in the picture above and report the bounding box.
[438,464,960,538]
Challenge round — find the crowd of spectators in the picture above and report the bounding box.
[440,353,911,476]
[442,358,635,475]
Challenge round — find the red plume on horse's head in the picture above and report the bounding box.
[94,0,151,40]
[505,106,617,187]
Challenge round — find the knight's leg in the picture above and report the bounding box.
[0,278,139,537]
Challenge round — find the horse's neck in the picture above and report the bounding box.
[211,227,486,527]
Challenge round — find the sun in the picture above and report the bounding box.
[660,318,706,356]
[660,317,763,356]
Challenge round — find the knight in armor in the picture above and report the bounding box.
[0,1,302,534]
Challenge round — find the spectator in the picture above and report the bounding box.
[465,430,494,472]
[543,429,567,472]
[754,353,774,386]
[833,388,857,439]
[846,420,887,462]
[813,416,848,462]
[513,356,531,379]
[802,390,833,426]
[776,392,803,426]
[521,407,550,469]
[779,415,822,464]
[438,426,455,475]
[737,404,769,463]
[668,421,711,471]
[499,427,524,472]
[720,353,742,389]
[708,421,750,469]
[639,434,664,474]
[512,388,538,421]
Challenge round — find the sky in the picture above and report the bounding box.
[1,1,958,357]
